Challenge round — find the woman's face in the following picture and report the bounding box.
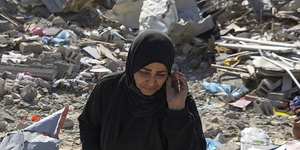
[134,62,168,96]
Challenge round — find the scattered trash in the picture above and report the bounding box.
[206,138,223,150]
[241,127,276,150]
[0,0,299,149]
[203,81,249,101]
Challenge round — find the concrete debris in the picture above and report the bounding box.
[20,85,37,103]
[0,0,299,149]
[19,42,45,55]
[63,118,74,130]
[1,52,34,64]
[41,0,95,13]
[112,0,216,44]
[82,46,102,60]
[0,64,58,81]
[139,0,178,33]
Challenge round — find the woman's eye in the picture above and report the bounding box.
[139,71,150,76]
[156,74,167,78]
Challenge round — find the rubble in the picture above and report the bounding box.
[0,0,299,149]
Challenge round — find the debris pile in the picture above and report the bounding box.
[194,0,300,149]
[0,0,300,149]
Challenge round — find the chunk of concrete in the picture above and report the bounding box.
[0,78,6,97]
[0,64,58,81]
[63,118,74,130]
[0,109,15,123]
[82,46,102,60]
[110,0,142,29]
[59,46,82,64]
[139,0,178,33]
[20,85,37,103]
[19,42,44,54]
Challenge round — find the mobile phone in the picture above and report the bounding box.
[171,75,180,93]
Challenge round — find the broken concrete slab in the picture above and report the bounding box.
[0,109,15,123]
[51,16,67,27]
[0,78,6,97]
[110,0,142,29]
[1,52,34,64]
[63,118,74,130]
[82,46,102,60]
[0,121,8,132]
[97,44,119,62]
[20,85,37,103]
[41,0,94,13]
[0,64,58,81]
[89,65,112,73]
[39,51,62,64]
[169,15,215,44]
[19,42,45,54]
[59,46,82,64]
[139,0,178,33]
[255,79,282,97]
[54,61,80,78]
[0,20,13,32]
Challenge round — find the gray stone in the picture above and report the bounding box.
[52,16,67,27]
[3,95,14,106]
[0,78,6,97]
[35,78,51,89]
[63,118,74,130]
[211,117,220,124]
[0,20,13,32]
[118,52,128,60]
[19,42,44,54]
[225,112,240,119]
[0,121,8,132]
[20,85,37,103]
[0,109,15,123]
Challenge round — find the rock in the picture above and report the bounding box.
[20,85,37,103]
[211,117,220,124]
[19,42,44,55]
[0,121,8,132]
[52,16,67,27]
[0,109,15,123]
[16,121,31,129]
[63,118,74,130]
[35,78,51,89]
[204,127,222,138]
[0,78,6,97]
[3,95,14,106]
[118,51,128,60]
[225,112,240,119]
[0,20,13,33]
[139,0,178,33]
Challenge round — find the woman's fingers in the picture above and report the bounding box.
[173,72,188,95]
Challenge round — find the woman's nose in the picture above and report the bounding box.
[146,76,157,87]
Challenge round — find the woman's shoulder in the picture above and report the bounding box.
[96,72,124,89]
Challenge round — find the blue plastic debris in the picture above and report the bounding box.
[42,30,78,46]
[203,81,249,100]
[206,138,223,150]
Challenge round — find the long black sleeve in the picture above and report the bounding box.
[78,83,103,150]
[162,96,207,150]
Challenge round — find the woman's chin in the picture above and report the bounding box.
[141,90,156,96]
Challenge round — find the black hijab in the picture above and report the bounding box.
[125,30,175,117]
[101,30,175,150]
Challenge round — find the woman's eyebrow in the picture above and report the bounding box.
[157,71,167,73]
[141,68,151,71]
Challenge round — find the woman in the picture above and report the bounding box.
[78,30,207,150]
